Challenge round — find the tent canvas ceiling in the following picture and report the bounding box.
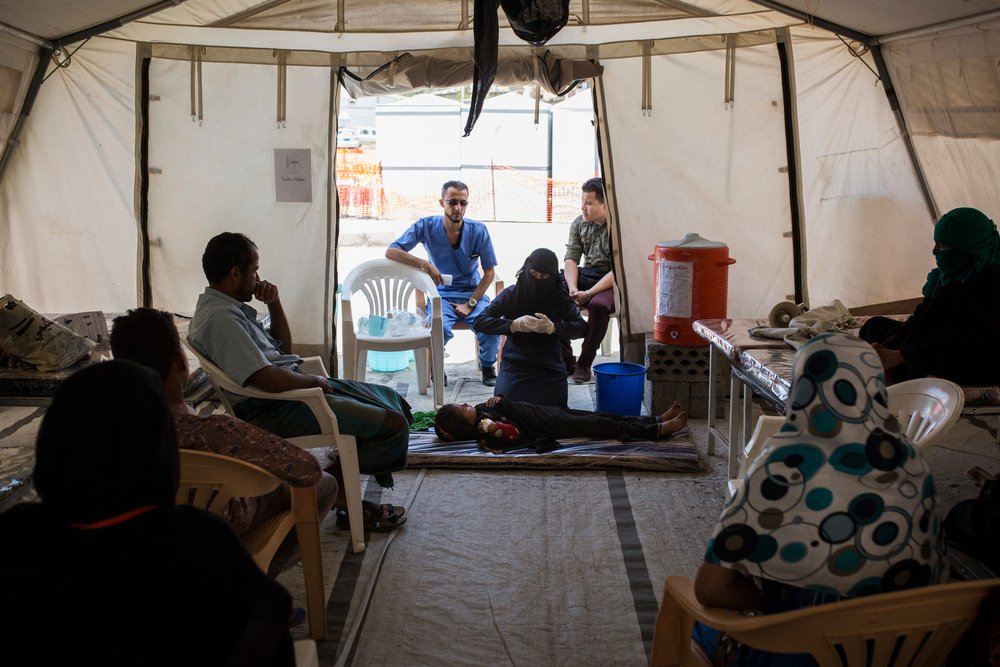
[1,0,999,355]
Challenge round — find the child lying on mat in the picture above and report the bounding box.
[434,394,687,453]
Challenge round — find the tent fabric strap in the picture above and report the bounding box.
[724,34,736,107]
[641,41,651,115]
[276,49,288,126]
[190,45,203,124]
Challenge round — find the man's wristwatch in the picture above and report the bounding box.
[466,298,478,308]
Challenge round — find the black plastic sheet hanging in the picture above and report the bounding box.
[465,0,571,137]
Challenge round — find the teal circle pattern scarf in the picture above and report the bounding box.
[705,334,947,598]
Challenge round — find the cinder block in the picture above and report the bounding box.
[644,380,690,416]
[644,333,717,384]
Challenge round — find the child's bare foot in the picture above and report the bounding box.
[660,401,682,422]
[658,411,688,438]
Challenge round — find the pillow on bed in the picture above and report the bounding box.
[0,295,97,371]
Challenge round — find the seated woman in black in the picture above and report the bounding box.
[433,395,686,451]
[861,207,1000,385]
[0,361,295,667]
[473,248,588,408]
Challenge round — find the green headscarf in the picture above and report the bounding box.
[921,207,1000,298]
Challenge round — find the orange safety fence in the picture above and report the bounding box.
[335,157,596,223]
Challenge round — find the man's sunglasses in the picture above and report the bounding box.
[443,199,469,207]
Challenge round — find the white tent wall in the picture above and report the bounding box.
[793,32,937,308]
[602,44,795,334]
[147,57,333,351]
[0,37,138,313]
[883,21,1000,218]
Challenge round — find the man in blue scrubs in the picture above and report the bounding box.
[386,180,501,386]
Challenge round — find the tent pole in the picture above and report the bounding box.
[54,0,190,47]
[744,0,873,44]
[0,47,48,187]
[327,62,342,377]
[748,0,939,222]
[775,30,809,308]
[592,78,637,362]
[137,55,153,308]
[869,44,939,221]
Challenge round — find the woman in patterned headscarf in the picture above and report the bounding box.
[692,335,948,667]
[861,207,1000,385]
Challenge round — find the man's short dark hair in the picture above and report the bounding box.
[202,232,256,284]
[441,180,469,197]
[581,177,604,204]
[110,308,181,382]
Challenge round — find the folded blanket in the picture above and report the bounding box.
[749,300,860,350]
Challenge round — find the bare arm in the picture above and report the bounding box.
[587,271,614,297]
[454,266,495,319]
[694,562,762,611]
[564,259,580,294]
[253,280,293,355]
[247,365,331,394]
[386,246,443,286]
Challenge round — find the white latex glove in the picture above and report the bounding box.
[510,315,540,333]
[532,312,556,335]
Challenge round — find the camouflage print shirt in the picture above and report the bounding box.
[564,215,612,274]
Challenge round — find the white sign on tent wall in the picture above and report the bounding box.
[274,149,312,202]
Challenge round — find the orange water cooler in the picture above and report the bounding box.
[648,233,736,346]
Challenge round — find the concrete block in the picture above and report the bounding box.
[644,333,717,384]
[643,378,723,419]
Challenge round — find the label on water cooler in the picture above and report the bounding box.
[657,260,693,318]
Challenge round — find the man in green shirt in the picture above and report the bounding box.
[561,177,615,383]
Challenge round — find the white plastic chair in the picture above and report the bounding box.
[176,450,327,640]
[887,377,965,453]
[181,334,366,554]
[341,258,445,407]
[726,378,965,498]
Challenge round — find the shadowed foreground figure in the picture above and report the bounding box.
[0,361,294,666]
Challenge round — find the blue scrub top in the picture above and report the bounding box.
[390,216,498,298]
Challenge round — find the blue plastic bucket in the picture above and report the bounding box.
[593,362,646,416]
[368,350,415,372]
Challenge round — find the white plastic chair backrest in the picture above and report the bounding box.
[176,449,282,514]
[729,415,784,498]
[341,258,440,320]
[180,333,238,415]
[886,378,965,453]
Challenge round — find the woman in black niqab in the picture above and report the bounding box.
[0,361,295,667]
[474,248,588,407]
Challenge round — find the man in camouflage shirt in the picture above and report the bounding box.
[561,177,615,383]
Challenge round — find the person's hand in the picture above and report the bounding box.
[311,374,333,394]
[483,395,502,407]
[254,280,280,305]
[531,313,556,335]
[510,315,540,333]
[572,290,590,307]
[872,343,905,370]
[453,301,472,319]
[422,260,444,286]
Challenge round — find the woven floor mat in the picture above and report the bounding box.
[405,428,700,472]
